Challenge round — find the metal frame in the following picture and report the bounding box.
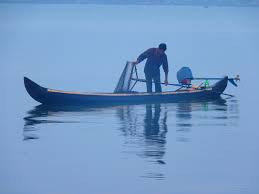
[129,65,139,91]
[129,66,190,91]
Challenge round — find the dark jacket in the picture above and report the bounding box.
[137,48,168,75]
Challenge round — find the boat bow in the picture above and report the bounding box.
[24,77,48,104]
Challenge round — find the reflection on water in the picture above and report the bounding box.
[23,98,239,179]
[23,105,82,141]
[117,104,167,160]
[175,102,193,142]
[144,104,167,161]
[116,103,168,180]
[116,104,167,161]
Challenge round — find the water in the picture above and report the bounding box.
[1,3,259,194]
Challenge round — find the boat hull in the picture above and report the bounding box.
[24,77,228,106]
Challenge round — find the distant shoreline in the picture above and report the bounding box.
[0,1,259,7]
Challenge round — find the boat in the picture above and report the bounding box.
[24,62,238,105]
[24,76,229,106]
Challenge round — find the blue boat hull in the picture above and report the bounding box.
[24,77,228,105]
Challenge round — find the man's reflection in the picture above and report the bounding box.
[143,104,167,162]
[117,104,168,163]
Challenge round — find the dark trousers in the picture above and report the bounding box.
[145,72,162,93]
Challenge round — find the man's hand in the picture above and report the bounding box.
[164,79,168,86]
[131,60,139,65]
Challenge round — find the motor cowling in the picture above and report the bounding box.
[177,67,193,85]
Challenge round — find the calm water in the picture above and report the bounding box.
[1,3,259,194]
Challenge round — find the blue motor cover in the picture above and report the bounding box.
[177,67,193,84]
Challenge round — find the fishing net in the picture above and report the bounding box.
[114,62,135,93]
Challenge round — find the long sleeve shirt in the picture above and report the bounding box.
[137,48,169,75]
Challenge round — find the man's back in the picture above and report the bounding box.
[137,48,168,74]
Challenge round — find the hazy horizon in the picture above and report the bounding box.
[0,0,259,7]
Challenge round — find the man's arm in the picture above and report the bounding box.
[164,72,168,85]
[133,48,152,65]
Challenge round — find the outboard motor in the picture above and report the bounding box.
[177,67,193,85]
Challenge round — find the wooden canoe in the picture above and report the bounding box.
[24,76,228,105]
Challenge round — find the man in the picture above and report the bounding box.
[133,43,169,93]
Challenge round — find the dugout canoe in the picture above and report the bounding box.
[24,76,228,105]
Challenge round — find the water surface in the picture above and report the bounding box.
[0,4,259,194]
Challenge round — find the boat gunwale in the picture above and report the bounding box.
[47,88,213,97]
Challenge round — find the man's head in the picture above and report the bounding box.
[158,43,167,52]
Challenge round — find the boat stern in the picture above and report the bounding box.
[212,76,228,95]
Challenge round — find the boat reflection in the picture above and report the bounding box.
[23,98,237,143]
[175,102,193,142]
[114,98,237,179]
[23,98,239,179]
[23,105,83,141]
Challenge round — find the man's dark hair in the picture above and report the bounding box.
[158,43,167,51]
